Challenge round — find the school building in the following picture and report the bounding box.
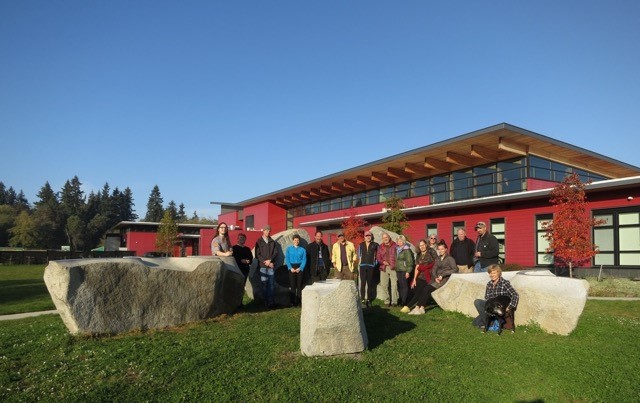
[213,123,640,277]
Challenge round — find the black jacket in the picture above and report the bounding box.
[476,232,500,267]
[306,241,330,275]
[255,236,278,268]
[450,237,476,267]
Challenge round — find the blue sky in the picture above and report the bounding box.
[2,1,639,220]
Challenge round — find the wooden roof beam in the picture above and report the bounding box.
[290,193,302,202]
[275,197,287,205]
[387,167,412,179]
[471,144,501,161]
[405,162,433,176]
[371,171,393,183]
[299,191,311,199]
[331,182,347,193]
[357,175,378,186]
[498,137,528,155]
[320,186,333,195]
[309,188,322,197]
[445,151,475,167]
[424,157,452,171]
[344,179,365,190]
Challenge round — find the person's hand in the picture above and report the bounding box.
[411,279,416,289]
[405,273,410,279]
[506,306,512,313]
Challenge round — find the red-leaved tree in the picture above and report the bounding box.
[342,208,367,248]
[543,173,605,277]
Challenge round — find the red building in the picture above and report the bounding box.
[212,123,640,277]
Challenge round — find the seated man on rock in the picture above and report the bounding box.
[477,264,519,332]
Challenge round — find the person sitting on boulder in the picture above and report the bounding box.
[484,264,519,332]
[406,241,458,315]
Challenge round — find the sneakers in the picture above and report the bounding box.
[400,306,411,313]
[408,306,425,315]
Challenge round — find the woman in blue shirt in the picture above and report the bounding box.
[285,234,307,307]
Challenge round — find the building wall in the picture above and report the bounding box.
[125,232,157,256]
[243,202,287,233]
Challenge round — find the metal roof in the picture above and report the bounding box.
[211,123,640,209]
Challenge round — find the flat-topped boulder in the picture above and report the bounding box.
[432,270,589,335]
[44,256,244,335]
[300,280,368,356]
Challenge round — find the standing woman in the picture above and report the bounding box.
[212,222,233,257]
[402,239,437,313]
[395,235,415,310]
[285,234,307,307]
[427,234,438,252]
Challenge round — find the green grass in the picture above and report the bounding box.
[1,300,639,402]
[0,265,55,315]
[586,277,640,298]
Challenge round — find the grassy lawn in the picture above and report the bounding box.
[1,299,639,402]
[2,264,640,401]
[0,265,55,315]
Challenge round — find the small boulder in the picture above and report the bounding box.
[300,279,368,356]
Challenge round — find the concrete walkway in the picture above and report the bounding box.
[0,310,58,321]
[1,297,639,321]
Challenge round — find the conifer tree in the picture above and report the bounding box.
[381,196,409,236]
[144,185,164,222]
[156,209,178,256]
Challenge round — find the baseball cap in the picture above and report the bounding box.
[475,221,486,229]
[337,233,344,237]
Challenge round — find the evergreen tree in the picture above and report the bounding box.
[0,205,15,246]
[166,200,178,221]
[33,182,64,249]
[381,196,409,236]
[177,203,187,222]
[15,190,30,211]
[144,185,164,222]
[5,187,17,205]
[0,182,6,205]
[155,209,178,256]
[118,187,138,221]
[59,176,87,248]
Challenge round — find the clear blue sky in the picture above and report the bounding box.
[2,1,639,220]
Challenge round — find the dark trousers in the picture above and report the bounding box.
[397,271,410,306]
[288,271,303,305]
[409,282,437,307]
[310,261,327,284]
[359,265,375,301]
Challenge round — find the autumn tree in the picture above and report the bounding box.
[381,196,409,236]
[342,208,367,248]
[156,210,178,256]
[543,172,604,277]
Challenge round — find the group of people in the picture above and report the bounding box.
[210,222,518,327]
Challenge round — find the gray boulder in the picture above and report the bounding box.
[44,256,244,335]
[300,279,368,356]
[432,270,589,335]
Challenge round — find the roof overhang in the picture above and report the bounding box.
[298,175,640,227]
[211,123,640,210]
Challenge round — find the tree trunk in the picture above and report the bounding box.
[569,262,573,278]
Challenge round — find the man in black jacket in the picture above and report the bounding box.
[473,221,500,272]
[450,228,476,273]
[255,225,278,307]
[306,230,331,284]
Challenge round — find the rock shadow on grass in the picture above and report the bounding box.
[362,306,416,349]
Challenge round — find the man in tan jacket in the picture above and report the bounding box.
[331,233,358,281]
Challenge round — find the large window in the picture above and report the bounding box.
[452,171,473,201]
[474,165,496,198]
[431,175,449,204]
[594,208,640,266]
[536,215,554,266]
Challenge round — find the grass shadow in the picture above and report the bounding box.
[362,306,416,349]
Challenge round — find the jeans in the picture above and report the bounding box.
[260,267,275,306]
[474,261,488,273]
[379,266,398,305]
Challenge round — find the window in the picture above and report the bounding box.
[245,215,254,231]
[380,186,394,202]
[498,160,524,194]
[426,223,438,240]
[490,218,505,263]
[452,170,472,201]
[452,221,465,244]
[536,215,554,266]
[366,189,379,205]
[594,208,640,266]
[395,182,410,199]
[474,165,495,198]
[353,192,365,207]
[341,195,353,210]
[431,175,449,204]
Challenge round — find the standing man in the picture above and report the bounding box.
[474,221,500,273]
[255,225,278,308]
[306,230,331,284]
[450,228,476,273]
[331,233,357,281]
[376,232,398,306]
[232,233,253,286]
[358,230,378,307]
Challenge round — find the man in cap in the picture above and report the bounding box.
[331,233,358,281]
[255,225,278,307]
[358,230,378,307]
[473,221,500,273]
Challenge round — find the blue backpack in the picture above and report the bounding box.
[488,319,501,332]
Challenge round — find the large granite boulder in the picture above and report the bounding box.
[44,256,244,335]
[300,279,368,356]
[432,270,589,335]
[245,229,311,306]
